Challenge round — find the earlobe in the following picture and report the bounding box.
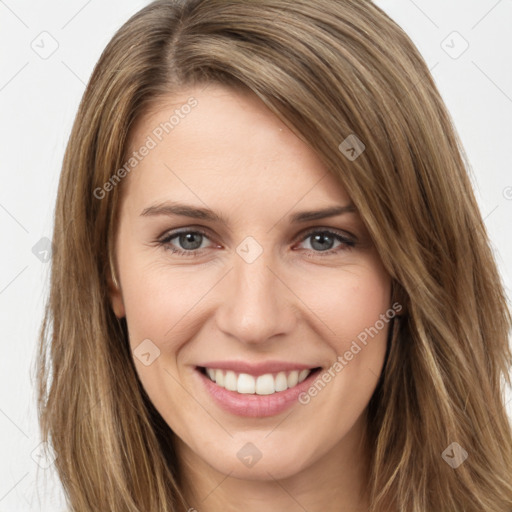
[108,249,125,318]
[107,274,126,318]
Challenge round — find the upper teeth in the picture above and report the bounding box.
[205,368,312,395]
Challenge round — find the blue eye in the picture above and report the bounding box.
[297,229,355,256]
[159,229,212,257]
[158,228,356,258]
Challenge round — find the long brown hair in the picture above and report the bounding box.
[36,0,512,510]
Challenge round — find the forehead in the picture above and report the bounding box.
[121,85,351,214]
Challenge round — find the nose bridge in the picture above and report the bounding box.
[215,242,296,344]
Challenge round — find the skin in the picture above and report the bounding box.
[109,84,392,512]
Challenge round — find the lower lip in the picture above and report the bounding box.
[195,367,321,418]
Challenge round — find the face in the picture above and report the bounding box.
[109,84,392,482]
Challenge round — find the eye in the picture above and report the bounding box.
[294,229,356,257]
[158,228,216,257]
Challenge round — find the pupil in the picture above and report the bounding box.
[311,233,333,251]
[180,233,202,250]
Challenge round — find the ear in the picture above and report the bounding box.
[107,272,126,318]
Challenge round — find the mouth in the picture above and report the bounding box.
[198,366,322,395]
[195,365,323,417]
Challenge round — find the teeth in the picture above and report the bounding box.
[256,374,275,395]
[287,370,299,388]
[298,369,310,383]
[224,370,237,391]
[215,369,224,387]
[275,372,288,391]
[238,373,256,394]
[204,367,314,395]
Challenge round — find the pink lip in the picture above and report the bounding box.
[195,366,321,418]
[197,360,318,377]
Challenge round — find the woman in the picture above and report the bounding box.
[37,0,512,510]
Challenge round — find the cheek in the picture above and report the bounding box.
[295,258,391,345]
[283,268,392,460]
[118,262,210,423]
[120,256,215,348]
[292,259,391,401]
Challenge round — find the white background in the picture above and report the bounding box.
[0,0,511,510]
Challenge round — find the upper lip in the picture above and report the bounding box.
[197,360,321,377]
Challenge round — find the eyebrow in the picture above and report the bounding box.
[140,201,357,224]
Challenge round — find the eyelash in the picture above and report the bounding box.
[157,227,356,258]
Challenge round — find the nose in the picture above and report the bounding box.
[214,248,297,346]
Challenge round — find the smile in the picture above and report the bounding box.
[201,367,315,395]
[196,364,323,417]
